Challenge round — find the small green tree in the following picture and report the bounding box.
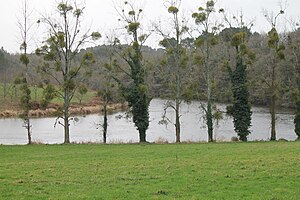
[36,0,101,144]
[76,84,88,105]
[0,49,8,99]
[97,85,111,144]
[287,29,300,140]
[114,1,151,143]
[97,45,120,144]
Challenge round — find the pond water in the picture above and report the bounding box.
[0,99,297,145]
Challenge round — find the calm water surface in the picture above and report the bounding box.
[0,99,297,145]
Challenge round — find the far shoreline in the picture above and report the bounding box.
[0,102,127,119]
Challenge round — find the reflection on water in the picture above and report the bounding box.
[0,99,297,145]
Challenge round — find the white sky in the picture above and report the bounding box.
[0,0,299,53]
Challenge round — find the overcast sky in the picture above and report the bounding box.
[0,0,299,53]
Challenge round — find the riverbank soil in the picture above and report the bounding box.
[1,142,299,199]
[0,97,125,118]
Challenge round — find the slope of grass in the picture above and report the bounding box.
[0,83,97,111]
[0,142,299,199]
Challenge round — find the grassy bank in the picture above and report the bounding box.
[0,83,107,117]
[1,142,299,199]
[0,83,97,108]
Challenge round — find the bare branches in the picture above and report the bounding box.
[115,0,144,24]
[17,0,35,54]
[35,1,101,143]
[159,100,178,126]
[221,9,254,30]
[262,1,287,29]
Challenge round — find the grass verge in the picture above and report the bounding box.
[0,142,299,199]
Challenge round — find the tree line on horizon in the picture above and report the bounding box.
[0,0,300,144]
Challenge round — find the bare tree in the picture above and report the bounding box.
[263,8,285,141]
[192,0,223,142]
[98,43,119,144]
[155,0,192,143]
[18,0,34,144]
[36,0,101,144]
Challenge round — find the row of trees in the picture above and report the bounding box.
[1,0,300,144]
[153,0,294,143]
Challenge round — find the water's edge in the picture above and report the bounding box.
[0,99,297,145]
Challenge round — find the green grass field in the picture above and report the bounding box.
[1,142,299,199]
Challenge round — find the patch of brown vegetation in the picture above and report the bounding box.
[0,99,126,118]
[231,136,239,142]
[29,108,57,118]
[154,137,169,144]
[0,110,19,118]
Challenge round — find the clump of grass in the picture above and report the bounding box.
[154,137,169,144]
[71,140,102,145]
[154,190,168,196]
[109,139,125,144]
[31,140,45,145]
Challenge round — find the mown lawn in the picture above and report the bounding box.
[0,142,299,199]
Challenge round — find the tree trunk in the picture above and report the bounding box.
[34,85,37,101]
[207,100,214,142]
[270,63,276,141]
[175,101,181,143]
[3,78,7,99]
[103,103,107,144]
[240,136,248,142]
[64,90,70,144]
[64,117,70,144]
[139,129,146,143]
[26,119,32,145]
[270,94,276,141]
